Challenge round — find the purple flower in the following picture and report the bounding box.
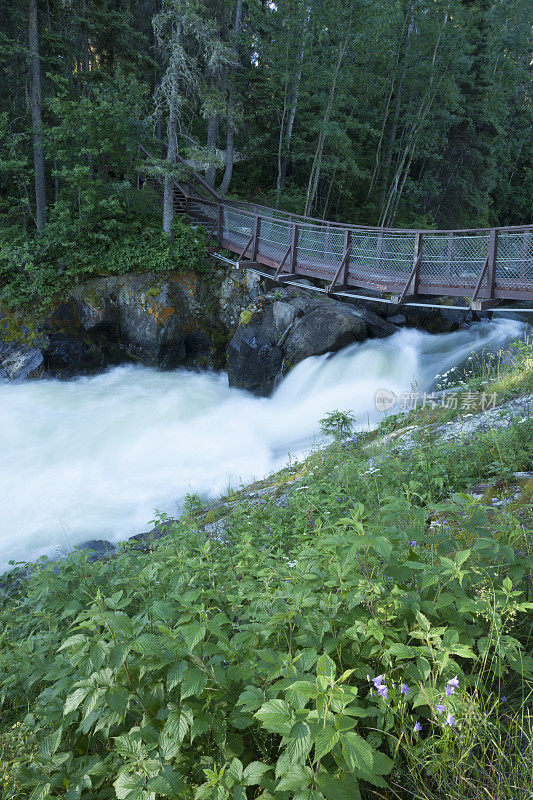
[413,721,422,733]
[377,684,388,700]
[444,713,455,727]
[446,676,459,692]
[372,674,385,688]
[500,696,507,704]
[445,685,454,696]
[436,704,446,715]
[400,684,410,695]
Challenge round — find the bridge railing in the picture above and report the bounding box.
[184,193,533,304]
[138,146,532,305]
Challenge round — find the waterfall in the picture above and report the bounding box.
[0,317,526,570]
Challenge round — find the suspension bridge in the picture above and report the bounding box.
[142,146,533,310]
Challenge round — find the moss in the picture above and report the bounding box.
[201,505,229,526]
[147,285,162,298]
[0,314,40,346]
[239,307,254,326]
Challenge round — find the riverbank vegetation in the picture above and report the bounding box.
[1,336,531,800]
[1,0,532,312]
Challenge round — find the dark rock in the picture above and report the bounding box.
[116,274,214,367]
[387,313,407,325]
[71,286,117,332]
[0,346,45,380]
[129,519,177,550]
[400,304,473,332]
[226,305,283,395]
[43,333,104,378]
[284,304,367,363]
[272,300,299,335]
[227,289,398,395]
[77,539,117,561]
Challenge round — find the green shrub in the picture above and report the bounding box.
[0,212,208,313]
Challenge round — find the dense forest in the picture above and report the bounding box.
[0,0,532,307]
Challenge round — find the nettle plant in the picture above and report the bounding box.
[1,488,532,800]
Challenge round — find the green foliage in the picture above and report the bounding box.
[0,410,531,799]
[319,410,355,442]
[0,214,208,311]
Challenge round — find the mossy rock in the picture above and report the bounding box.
[239,307,254,326]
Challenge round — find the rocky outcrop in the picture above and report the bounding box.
[226,286,397,395]
[1,267,263,381]
[0,262,478,387]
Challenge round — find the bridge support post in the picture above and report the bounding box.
[216,204,223,244]
[252,215,261,260]
[290,223,299,274]
[470,228,498,310]
[328,229,351,293]
[393,232,422,304]
[486,228,498,300]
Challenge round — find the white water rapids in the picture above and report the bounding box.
[0,316,527,570]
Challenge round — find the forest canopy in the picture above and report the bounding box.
[0,0,531,246]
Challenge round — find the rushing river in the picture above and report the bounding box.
[0,316,527,570]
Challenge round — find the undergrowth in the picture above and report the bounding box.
[0,340,532,800]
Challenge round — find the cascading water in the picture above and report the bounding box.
[0,316,527,570]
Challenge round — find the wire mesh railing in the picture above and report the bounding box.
[170,180,533,304]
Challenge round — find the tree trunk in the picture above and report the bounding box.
[304,39,347,217]
[278,5,311,194]
[28,0,46,231]
[219,0,243,196]
[163,72,178,235]
[205,113,218,187]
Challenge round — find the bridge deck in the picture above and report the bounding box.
[142,146,533,307]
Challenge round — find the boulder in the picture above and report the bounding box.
[0,346,45,381]
[116,273,212,367]
[226,305,283,395]
[70,285,117,332]
[387,313,407,325]
[76,539,117,562]
[226,288,398,395]
[284,304,368,363]
[218,268,265,331]
[43,333,104,378]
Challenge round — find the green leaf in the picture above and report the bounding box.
[255,699,294,735]
[242,761,271,786]
[161,708,192,757]
[237,685,265,712]
[314,727,340,761]
[114,772,146,800]
[167,659,187,691]
[227,757,243,783]
[315,773,361,800]
[28,783,51,800]
[57,634,88,651]
[317,654,336,680]
[341,731,374,772]
[455,549,471,567]
[370,537,392,560]
[181,622,206,651]
[286,721,312,762]
[131,633,162,656]
[371,750,394,776]
[64,687,89,715]
[106,686,130,715]
[276,764,313,793]
[39,727,62,757]
[180,666,207,699]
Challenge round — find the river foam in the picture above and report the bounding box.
[0,316,526,569]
